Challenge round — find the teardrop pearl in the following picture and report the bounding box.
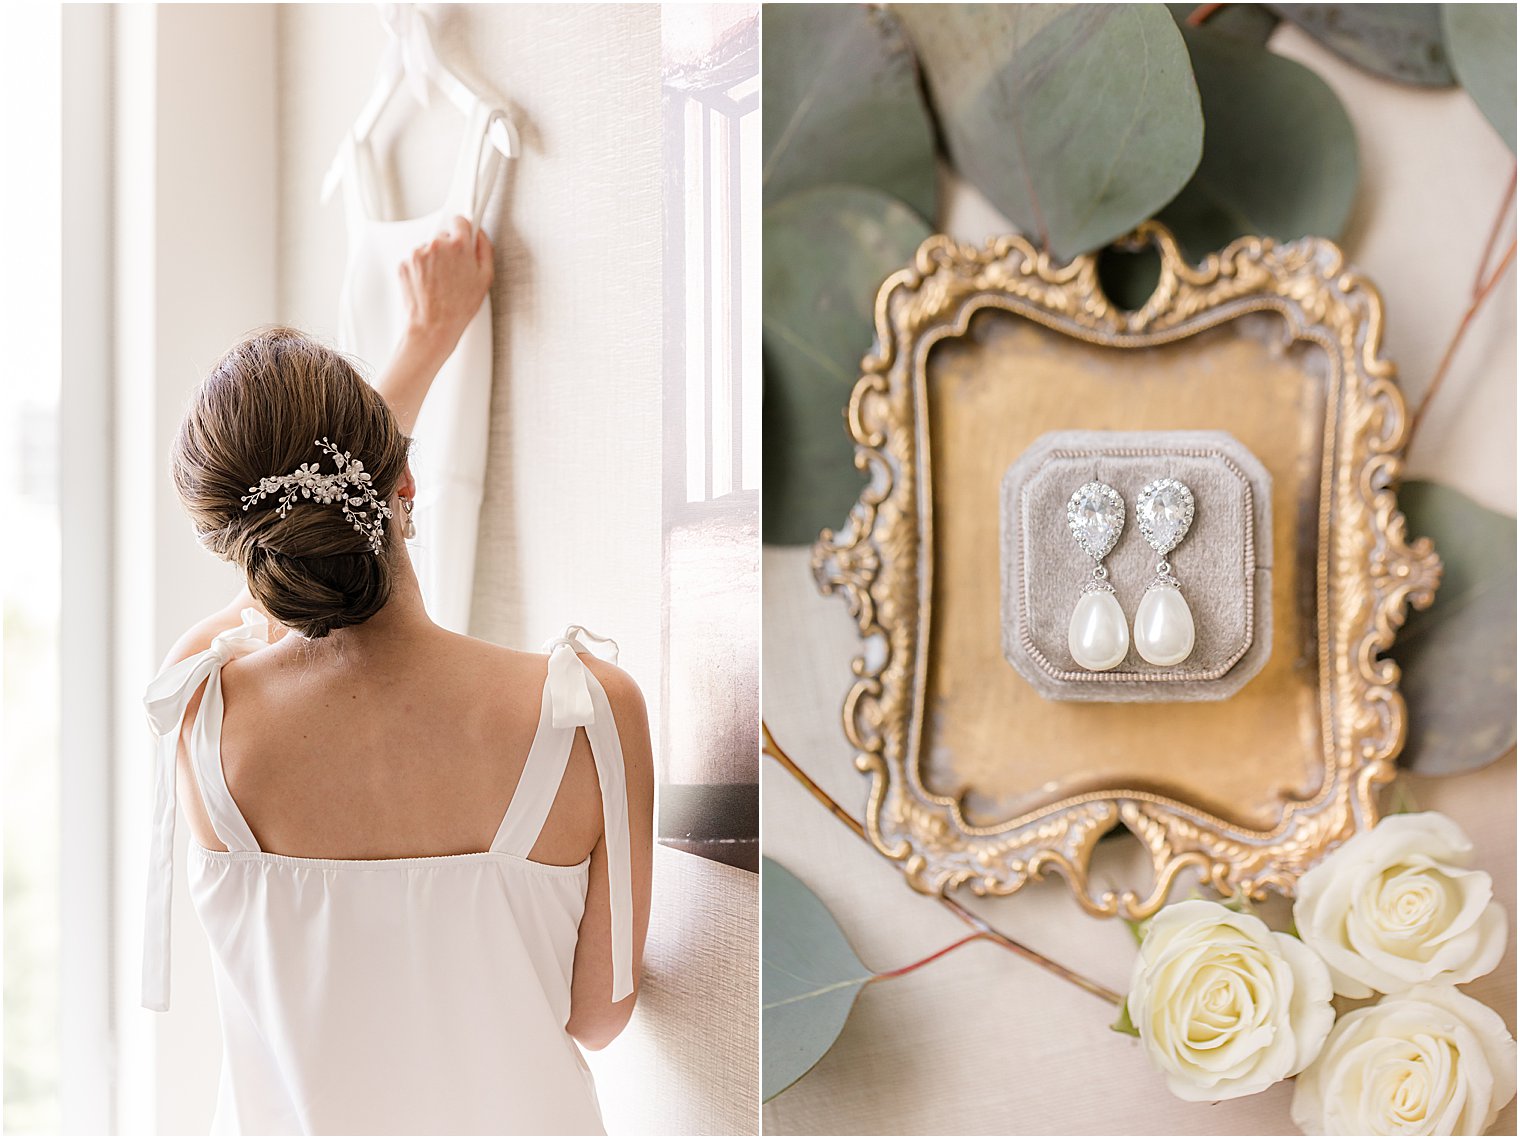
[1134,586,1195,666]
[1068,589,1129,671]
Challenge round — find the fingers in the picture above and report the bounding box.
[399,218,493,304]
[410,218,484,268]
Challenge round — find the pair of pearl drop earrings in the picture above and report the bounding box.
[1065,477,1196,672]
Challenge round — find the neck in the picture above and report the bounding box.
[287,544,436,652]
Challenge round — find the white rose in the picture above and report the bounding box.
[1292,984,1517,1135]
[1294,813,1507,998]
[1128,899,1335,1101]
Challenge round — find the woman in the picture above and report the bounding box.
[141,216,654,1135]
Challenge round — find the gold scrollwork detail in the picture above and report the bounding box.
[811,222,1440,920]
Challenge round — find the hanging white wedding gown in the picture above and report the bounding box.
[335,98,506,634]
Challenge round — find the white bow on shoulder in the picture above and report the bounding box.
[140,609,269,1012]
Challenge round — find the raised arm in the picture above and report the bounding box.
[373,214,495,435]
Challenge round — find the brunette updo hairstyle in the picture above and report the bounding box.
[173,327,411,638]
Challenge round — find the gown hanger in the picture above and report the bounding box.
[321,3,519,209]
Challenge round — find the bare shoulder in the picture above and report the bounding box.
[158,589,284,674]
[580,654,648,721]
[578,655,652,797]
[452,632,647,722]
[442,630,555,689]
[156,599,274,771]
[159,602,253,672]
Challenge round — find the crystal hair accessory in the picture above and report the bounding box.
[239,437,393,555]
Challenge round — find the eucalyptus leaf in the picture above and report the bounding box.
[1269,5,1454,86]
[763,4,938,218]
[1158,25,1359,260]
[763,185,932,546]
[762,857,873,1101]
[1388,481,1517,776]
[1165,2,1280,46]
[895,3,1204,258]
[1442,4,1517,152]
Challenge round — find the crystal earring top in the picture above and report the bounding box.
[1135,476,1195,557]
[1067,480,1126,563]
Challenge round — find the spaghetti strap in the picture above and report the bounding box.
[445,99,508,231]
[140,608,269,1012]
[489,626,634,1002]
[490,671,573,856]
[187,659,263,854]
[335,100,505,231]
[337,131,384,227]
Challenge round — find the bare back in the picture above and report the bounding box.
[176,624,605,867]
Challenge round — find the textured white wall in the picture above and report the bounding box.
[593,845,760,1135]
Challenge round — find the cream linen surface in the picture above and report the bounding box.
[142,610,634,1135]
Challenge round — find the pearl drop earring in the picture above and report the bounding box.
[401,495,417,540]
[1133,477,1196,667]
[1065,481,1129,671]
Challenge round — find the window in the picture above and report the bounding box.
[659,7,760,870]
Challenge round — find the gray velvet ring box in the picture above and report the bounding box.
[1000,430,1273,702]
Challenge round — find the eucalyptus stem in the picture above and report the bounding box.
[1185,3,1225,26]
[761,723,866,840]
[870,933,990,982]
[935,891,1123,1005]
[1408,230,1517,448]
[1471,169,1516,298]
[761,723,1122,1006]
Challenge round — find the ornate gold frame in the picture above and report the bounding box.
[811,223,1441,920]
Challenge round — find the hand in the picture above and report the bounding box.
[397,215,494,358]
